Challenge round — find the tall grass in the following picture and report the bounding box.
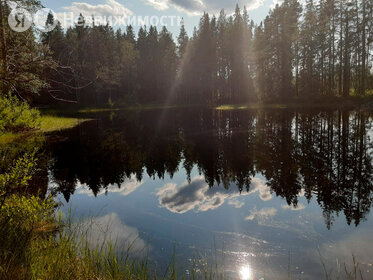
[1,210,225,280]
[319,250,365,280]
[26,218,151,280]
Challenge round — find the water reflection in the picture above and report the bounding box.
[239,265,252,280]
[78,213,147,257]
[76,175,145,197]
[39,108,373,229]
[156,176,270,214]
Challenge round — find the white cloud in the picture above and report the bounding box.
[271,0,306,9]
[63,0,133,17]
[77,175,144,197]
[281,203,306,211]
[145,0,170,11]
[156,176,271,214]
[245,207,277,222]
[244,0,265,11]
[228,199,245,209]
[77,213,148,256]
[298,189,306,197]
[145,0,264,15]
[56,0,133,27]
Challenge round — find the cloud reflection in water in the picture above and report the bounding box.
[245,207,277,222]
[78,213,148,257]
[156,176,272,214]
[76,175,145,197]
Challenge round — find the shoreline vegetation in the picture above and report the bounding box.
[0,94,91,144]
[0,115,89,144]
[41,95,373,115]
[39,115,90,133]
[2,94,372,144]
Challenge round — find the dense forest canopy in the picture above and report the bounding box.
[0,0,373,105]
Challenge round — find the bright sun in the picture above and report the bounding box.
[240,265,252,280]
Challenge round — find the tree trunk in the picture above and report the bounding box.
[361,0,366,95]
[0,0,8,90]
[343,9,350,98]
[338,0,343,96]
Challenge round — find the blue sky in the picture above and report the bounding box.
[41,0,283,36]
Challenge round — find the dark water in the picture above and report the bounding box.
[17,108,373,279]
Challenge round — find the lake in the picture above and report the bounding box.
[16,108,373,279]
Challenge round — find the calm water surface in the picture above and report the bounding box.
[31,108,373,279]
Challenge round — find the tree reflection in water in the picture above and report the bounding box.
[41,109,372,229]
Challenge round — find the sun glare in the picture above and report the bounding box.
[240,265,252,280]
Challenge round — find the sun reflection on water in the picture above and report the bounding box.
[240,265,252,280]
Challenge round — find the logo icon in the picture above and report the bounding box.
[7,1,58,33]
[8,7,33,32]
[34,8,58,33]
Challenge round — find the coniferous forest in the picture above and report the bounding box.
[1,0,373,106]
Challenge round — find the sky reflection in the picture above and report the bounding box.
[156,176,272,214]
[57,165,373,279]
[48,108,373,279]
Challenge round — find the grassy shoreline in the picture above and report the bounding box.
[5,95,365,142]
[0,115,90,144]
[39,115,90,133]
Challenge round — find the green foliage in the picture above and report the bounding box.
[0,195,55,279]
[0,94,40,133]
[0,147,54,279]
[1,194,54,230]
[0,151,37,200]
[0,1,55,97]
[26,226,148,280]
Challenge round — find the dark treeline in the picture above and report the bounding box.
[2,1,368,105]
[39,16,177,104]
[22,108,372,229]
[0,1,372,105]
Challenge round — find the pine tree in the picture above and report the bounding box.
[299,0,319,95]
[0,0,54,97]
[177,19,189,59]
[158,26,177,99]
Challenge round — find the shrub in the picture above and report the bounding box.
[1,195,54,230]
[0,151,37,201]
[0,195,55,279]
[0,149,55,279]
[0,94,40,133]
